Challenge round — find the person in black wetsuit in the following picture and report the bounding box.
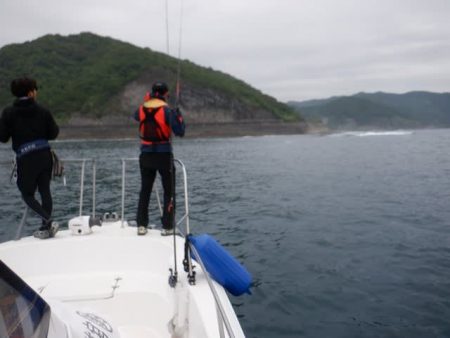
[134,82,185,236]
[0,77,60,239]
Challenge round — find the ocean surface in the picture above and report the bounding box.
[1,129,450,338]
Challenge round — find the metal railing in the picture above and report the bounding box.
[120,158,190,233]
[120,157,195,285]
[14,158,97,240]
[8,156,238,337]
[72,158,97,218]
[188,240,237,338]
[120,158,236,338]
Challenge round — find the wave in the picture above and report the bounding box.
[329,130,413,137]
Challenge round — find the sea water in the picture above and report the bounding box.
[1,129,450,338]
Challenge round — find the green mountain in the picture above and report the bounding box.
[289,92,450,130]
[0,32,299,124]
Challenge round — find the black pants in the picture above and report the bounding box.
[16,149,53,226]
[136,152,175,229]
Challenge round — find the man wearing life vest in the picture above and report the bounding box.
[134,82,185,236]
[0,77,60,239]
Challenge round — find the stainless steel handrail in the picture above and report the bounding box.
[190,242,236,338]
[56,158,97,218]
[15,205,28,241]
[175,159,190,234]
[7,156,238,337]
[120,158,189,229]
[119,157,235,338]
[14,158,96,240]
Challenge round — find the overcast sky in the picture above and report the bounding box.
[1,0,449,102]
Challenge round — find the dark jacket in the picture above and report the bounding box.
[0,98,59,152]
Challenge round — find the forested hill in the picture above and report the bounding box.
[289,92,450,130]
[0,32,299,125]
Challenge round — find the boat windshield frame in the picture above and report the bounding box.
[0,260,51,338]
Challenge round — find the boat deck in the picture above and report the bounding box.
[0,221,244,337]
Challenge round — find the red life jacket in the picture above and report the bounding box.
[138,104,171,145]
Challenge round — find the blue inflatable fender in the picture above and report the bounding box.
[189,234,252,296]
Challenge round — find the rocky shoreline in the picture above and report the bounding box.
[59,120,311,140]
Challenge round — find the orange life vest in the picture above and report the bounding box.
[138,104,171,145]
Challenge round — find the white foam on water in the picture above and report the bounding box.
[329,130,413,137]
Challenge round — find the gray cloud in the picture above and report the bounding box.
[1,0,449,101]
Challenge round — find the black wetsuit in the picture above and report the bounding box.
[0,98,59,226]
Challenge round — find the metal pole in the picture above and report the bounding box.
[155,183,163,217]
[92,160,96,218]
[79,160,86,216]
[173,159,194,283]
[216,303,226,338]
[189,243,236,338]
[120,158,138,227]
[14,206,28,241]
[175,159,190,234]
[121,160,126,228]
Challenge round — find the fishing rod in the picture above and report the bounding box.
[164,0,183,107]
[168,0,185,288]
[165,0,170,55]
[175,0,184,108]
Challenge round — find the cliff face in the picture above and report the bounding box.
[118,73,277,124]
